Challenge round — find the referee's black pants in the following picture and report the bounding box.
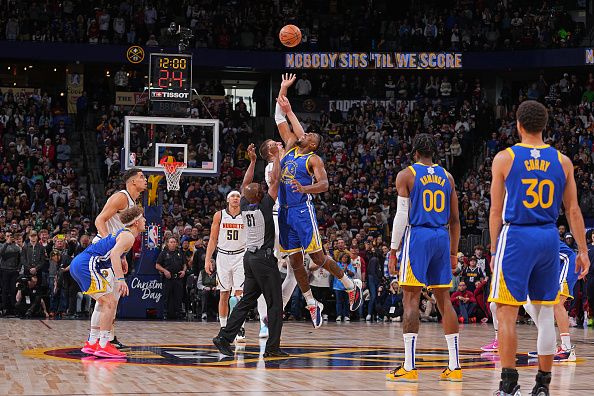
[219,249,283,352]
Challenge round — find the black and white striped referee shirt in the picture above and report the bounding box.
[240,195,275,251]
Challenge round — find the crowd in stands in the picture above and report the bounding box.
[3,59,594,325]
[0,0,585,51]
[0,89,96,319]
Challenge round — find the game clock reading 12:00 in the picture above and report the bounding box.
[149,53,192,102]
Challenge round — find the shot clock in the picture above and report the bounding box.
[149,53,192,102]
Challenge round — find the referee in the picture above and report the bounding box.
[213,143,287,357]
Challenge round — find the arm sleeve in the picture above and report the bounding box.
[390,196,410,249]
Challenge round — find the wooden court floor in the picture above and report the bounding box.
[1,318,593,395]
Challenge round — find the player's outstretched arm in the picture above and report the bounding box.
[268,144,281,201]
[276,96,299,150]
[275,74,298,149]
[447,172,461,273]
[95,192,128,238]
[291,155,328,194]
[389,169,412,275]
[489,149,513,256]
[110,232,135,296]
[561,154,590,279]
[205,211,221,275]
[241,143,257,193]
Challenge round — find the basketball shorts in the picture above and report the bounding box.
[399,226,452,289]
[489,224,560,306]
[559,247,578,300]
[278,202,322,254]
[70,253,115,299]
[216,250,245,292]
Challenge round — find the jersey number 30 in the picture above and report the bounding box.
[422,190,446,213]
[522,179,554,209]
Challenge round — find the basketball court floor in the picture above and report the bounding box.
[3,319,592,395]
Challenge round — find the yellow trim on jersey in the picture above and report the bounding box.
[84,275,107,295]
[488,267,525,306]
[505,147,515,160]
[282,147,297,160]
[305,154,314,176]
[413,162,438,167]
[428,283,453,289]
[557,150,563,165]
[399,259,425,287]
[294,149,314,158]
[515,143,550,149]
[530,295,560,305]
[408,166,416,176]
[560,281,573,299]
[280,246,302,254]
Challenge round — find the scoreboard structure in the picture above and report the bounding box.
[148,53,192,102]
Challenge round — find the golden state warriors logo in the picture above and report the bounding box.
[24,344,558,370]
[281,160,298,184]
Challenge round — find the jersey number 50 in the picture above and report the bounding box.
[422,190,446,213]
[227,230,239,240]
[522,179,554,209]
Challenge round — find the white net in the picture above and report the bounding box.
[159,162,186,191]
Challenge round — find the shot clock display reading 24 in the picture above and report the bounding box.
[149,53,192,102]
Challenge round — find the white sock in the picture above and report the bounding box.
[340,274,355,290]
[281,265,297,308]
[220,316,228,328]
[490,301,498,332]
[303,290,316,306]
[99,330,110,348]
[403,333,417,371]
[445,333,460,370]
[494,330,498,341]
[108,329,115,342]
[89,328,100,344]
[560,333,571,350]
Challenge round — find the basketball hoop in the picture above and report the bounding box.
[158,158,186,191]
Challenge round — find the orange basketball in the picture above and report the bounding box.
[279,24,302,48]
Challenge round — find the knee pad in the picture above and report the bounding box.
[536,305,556,355]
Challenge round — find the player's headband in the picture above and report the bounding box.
[124,214,143,226]
[227,191,241,201]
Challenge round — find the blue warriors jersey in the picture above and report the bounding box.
[84,228,130,269]
[409,163,451,227]
[279,147,315,207]
[503,144,566,225]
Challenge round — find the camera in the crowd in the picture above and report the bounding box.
[16,275,31,291]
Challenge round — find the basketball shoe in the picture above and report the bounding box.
[494,385,521,396]
[348,279,363,311]
[81,341,98,355]
[481,338,499,352]
[553,345,576,362]
[94,342,127,358]
[306,301,324,328]
[386,365,418,382]
[439,367,463,382]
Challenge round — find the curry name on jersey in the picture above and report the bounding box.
[409,163,451,227]
[279,147,314,207]
[503,144,565,225]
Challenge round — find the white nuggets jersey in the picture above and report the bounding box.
[265,162,279,212]
[105,190,136,235]
[217,209,245,253]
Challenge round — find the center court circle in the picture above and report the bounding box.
[24,344,541,371]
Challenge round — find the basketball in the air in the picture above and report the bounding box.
[279,24,301,47]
